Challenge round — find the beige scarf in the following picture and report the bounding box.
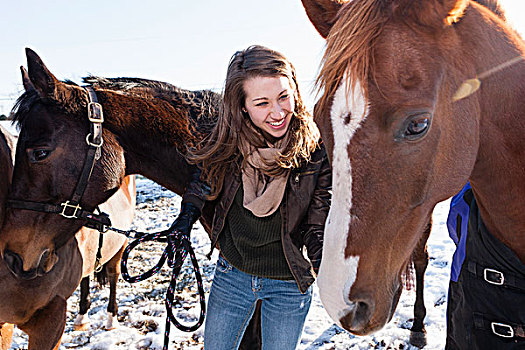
[240,136,291,217]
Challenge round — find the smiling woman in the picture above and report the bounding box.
[192,45,320,199]
[170,44,332,350]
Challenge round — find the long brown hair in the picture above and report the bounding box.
[189,45,320,199]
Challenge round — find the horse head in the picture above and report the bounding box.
[302,0,519,335]
[0,49,126,279]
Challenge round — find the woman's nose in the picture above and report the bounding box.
[271,104,285,117]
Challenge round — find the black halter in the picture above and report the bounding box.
[7,86,112,234]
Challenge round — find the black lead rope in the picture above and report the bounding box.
[117,225,206,350]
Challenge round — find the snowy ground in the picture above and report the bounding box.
[8,175,455,350]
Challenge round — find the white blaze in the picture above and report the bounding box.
[317,79,368,326]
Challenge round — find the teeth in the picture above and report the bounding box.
[269,119,285,126]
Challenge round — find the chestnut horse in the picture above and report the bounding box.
[0,123,135,349]
[0,49,268,349]
[301,0,524,339]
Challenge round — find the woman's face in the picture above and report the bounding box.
[243,75,295,139]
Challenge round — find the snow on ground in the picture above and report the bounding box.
[9,175,454,350]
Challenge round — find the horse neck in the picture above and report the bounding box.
[462,6,525,262]
[98,90,210,197]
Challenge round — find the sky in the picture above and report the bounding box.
[1,0,524,115]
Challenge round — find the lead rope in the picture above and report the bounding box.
[114,225,206,350]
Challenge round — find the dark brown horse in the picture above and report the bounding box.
[0,122,135,349]
[1,49,267,349]
[302,0,524,338]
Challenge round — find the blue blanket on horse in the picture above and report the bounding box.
[446,184,525,349]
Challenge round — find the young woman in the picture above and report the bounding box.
[172,45,331,350]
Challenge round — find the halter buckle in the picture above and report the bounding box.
[484,268,504,285]
[491,322,514,338]
[60,201,82,219]
[88,102,104,123]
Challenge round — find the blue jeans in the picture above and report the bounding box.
[204,255,312,350]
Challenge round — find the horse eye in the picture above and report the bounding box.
[403,115,430,140]
[32,149,51,162]
[407,119,428,135]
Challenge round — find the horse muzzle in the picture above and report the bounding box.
[3,248,58,280]
[338,294,376,335]
[339,282,403,335]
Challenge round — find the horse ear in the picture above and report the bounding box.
[25,48,62,98]
[394,0,468,29]
[301,0,346,38]
[20,66,36,92]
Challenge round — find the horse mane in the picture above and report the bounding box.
[12,76,221,151]
[11,80,87,131]
[83,76,182,94]
[83,76,221,140]
[316,0,506,114]
[11,90,39,128]
[475,0,506,20]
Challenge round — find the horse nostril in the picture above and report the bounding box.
[37,249,55,275]
[340,296,375,334]
[3,249,39,279]
[354,300,373,325]
[40,249,50,263]
[3,250,23,276]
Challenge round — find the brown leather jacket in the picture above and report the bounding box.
[183,143,331,293]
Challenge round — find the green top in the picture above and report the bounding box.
[218,184,293,280]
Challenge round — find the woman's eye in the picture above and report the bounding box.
[279,94,289,100]
[32,149,51,162]
[255,102,268,107]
